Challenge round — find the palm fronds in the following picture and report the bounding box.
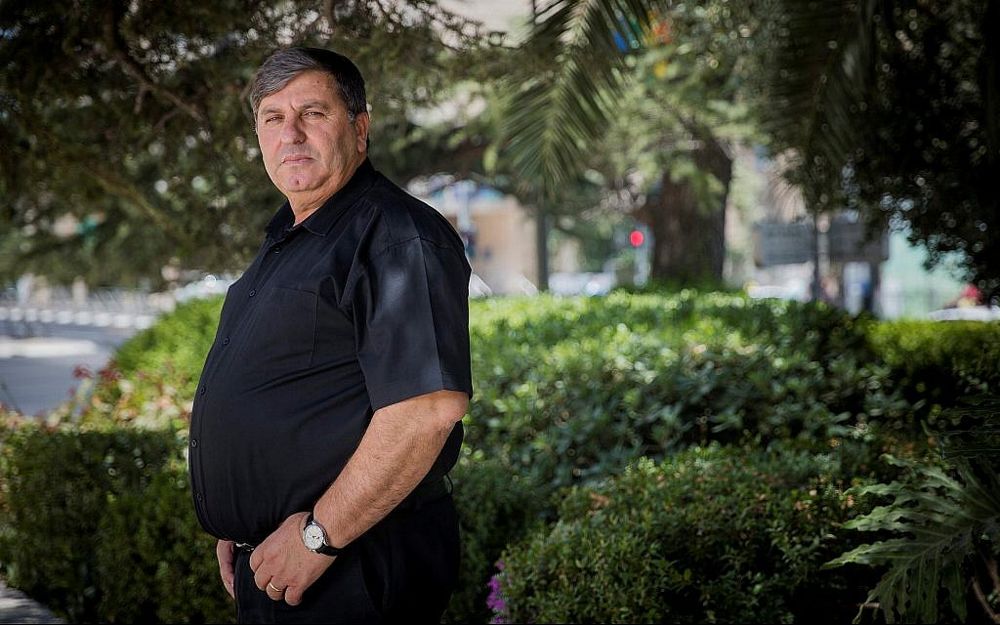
[501,0,666,198]
[826,453,1000,623]
[749,0,878,210]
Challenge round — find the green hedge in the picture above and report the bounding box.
[445,455,549,624]
[0,420,231,624]
[0,424,177,623]
[112,297,222,383]
[96,464,231,623]
[867,320,1000,420]
[494,445,882,624]
[466,293,905,490]
[4,291,992,623]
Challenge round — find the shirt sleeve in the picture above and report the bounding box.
[351,237,473,411]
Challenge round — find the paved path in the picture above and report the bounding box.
[0,327,133,416]
[0,580,63,623]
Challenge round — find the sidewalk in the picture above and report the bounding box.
[0,580,63,624]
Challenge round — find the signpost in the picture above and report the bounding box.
[752,222,815,267]
[827,219,889,263]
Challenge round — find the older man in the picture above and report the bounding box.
[188,47,472,624]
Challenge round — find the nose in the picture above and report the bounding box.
[279,116,306,144]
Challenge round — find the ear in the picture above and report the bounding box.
[354,112,370,154]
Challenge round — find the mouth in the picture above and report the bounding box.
[281,155,314,165]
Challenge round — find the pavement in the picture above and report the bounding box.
[0,328,130,416]
[0,580,63,623]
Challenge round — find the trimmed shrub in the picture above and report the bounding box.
[79,297,223,433]
[446,455,550,624]
[7,290,991,623]
[867,320,1000,420]
[494,445,883,624]
[112,297,222,382]
[96,463,232,623]
[0,425,176,623]
[467,294,905,490]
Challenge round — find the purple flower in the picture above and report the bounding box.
[487,560,510,624]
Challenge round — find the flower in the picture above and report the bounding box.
[487,560,509,624]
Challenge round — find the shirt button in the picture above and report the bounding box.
[249,289,256,297]
[273,246,282,254]
[190,438,199,448]
[196,492,205,503]
[222,337,230,346]
[200,386,207,395]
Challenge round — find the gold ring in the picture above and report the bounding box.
[267,582,285,593]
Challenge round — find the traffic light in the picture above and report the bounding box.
[629,229,645,248]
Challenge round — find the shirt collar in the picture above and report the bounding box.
[265,158,377,240]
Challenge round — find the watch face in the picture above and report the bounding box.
[303,523,325,550]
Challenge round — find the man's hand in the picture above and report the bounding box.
[248,512,336,606]
[216,539,236,600]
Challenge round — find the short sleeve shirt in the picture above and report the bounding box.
[188,159,473,544]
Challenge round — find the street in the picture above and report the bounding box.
[0,324,135,417]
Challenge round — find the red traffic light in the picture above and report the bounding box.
[629,230,645,247]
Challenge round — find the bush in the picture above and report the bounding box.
[96,464,232,623]
[112,297,222,382]
[0,424,176,623]
[9,290,991,623]
[494,445,883,624]
[867,320,1000,421]
[75,297,223,433]
[445,455,550,624]
[467,294,904,490]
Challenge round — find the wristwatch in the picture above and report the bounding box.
[302,512,344,557]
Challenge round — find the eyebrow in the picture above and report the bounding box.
[258,100,332,117]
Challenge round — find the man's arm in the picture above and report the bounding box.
[246,389,469,605]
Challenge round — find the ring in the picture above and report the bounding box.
[267,582,285,593]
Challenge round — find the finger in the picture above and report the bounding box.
[216,541,236,600]
[254,566,269,592]
[266,580,287,602]
[284,586,303,606]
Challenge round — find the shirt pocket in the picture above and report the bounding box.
[248,285,317,374]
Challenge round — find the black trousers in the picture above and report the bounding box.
[233,494,460,624]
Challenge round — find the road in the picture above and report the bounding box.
[0,324,136,417]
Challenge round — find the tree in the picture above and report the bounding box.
[0,0,491,287]
[499,0,763,286]
[501,0,1000,293]
[746,0,1000,296]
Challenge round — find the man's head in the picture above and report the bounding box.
[250,48,367,126]
[249,48,370,214]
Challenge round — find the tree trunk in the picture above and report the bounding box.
[642,135,732,286]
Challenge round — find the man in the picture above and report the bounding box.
[188,47,473,624]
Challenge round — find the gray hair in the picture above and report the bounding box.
[249,47,367,127]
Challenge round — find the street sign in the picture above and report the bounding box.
[828,220,889,262]
[753,222,815,267]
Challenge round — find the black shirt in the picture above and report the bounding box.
[188,159,473,544]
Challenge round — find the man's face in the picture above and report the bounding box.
[256,70,369,207]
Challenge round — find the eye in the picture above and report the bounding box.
[303,110,325,119]
[263,115,282,126]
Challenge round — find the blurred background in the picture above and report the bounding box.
[2,0,997,414]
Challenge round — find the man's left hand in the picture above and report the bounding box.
[248,512,336,605]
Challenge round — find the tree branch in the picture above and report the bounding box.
[101,1,206,124]
[986,553,1000,593]
[83,164,183,242]
[972,575,1000,624]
